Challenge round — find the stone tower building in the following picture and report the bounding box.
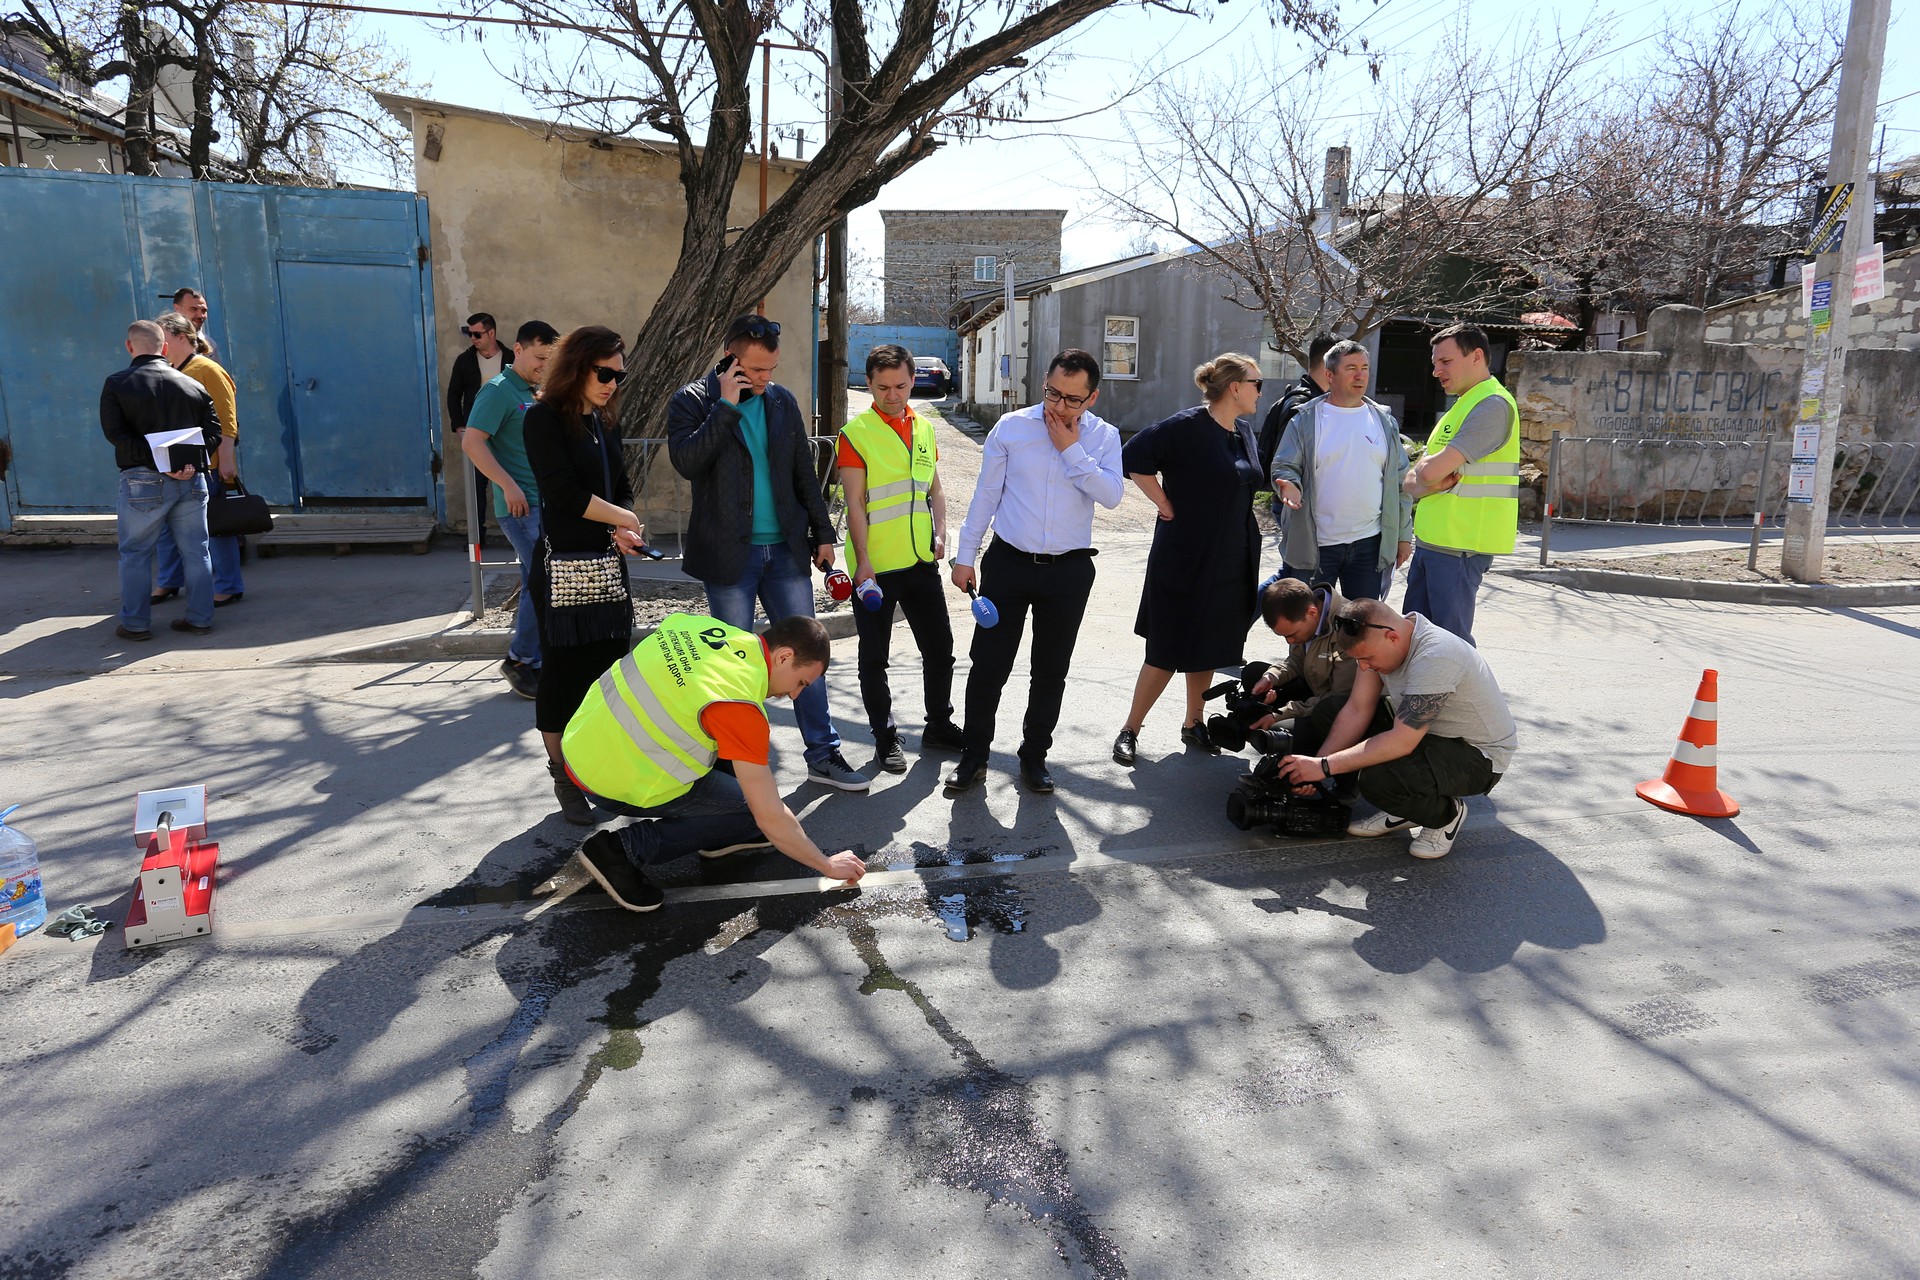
[880,209,1066,326]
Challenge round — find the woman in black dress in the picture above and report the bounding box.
[1112,353,1264,764]
[523,325,648,822]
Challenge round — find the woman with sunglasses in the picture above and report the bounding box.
[1112,353,1265,765]
[523,325,647,824]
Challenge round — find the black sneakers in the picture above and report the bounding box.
[922,720,967,751]
[574,830,664,912]
[873,734,909,775]
[501,658,540,700]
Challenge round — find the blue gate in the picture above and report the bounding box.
[0,169,440,531]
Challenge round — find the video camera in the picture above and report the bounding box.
[1204,663,1351,838]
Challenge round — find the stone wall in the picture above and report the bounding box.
[1701,245,1919,350]
[1508,305,1920,519]
[881,209,1064,327]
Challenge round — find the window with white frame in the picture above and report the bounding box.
[1103,316,1139,379]
[974,255,998,282]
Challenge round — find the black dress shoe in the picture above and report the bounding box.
[1019,758,1055,794]
[1112,728,1138,766]
[114,624,153,642]
[944,756,988,794]
[1181,722,1218,754]
[170,618,213,635]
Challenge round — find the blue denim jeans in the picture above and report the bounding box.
[1402,546,1493,647]
[1285,533,1385,601]
[157,519,243,597]
[704,543,841,765]
[592,770,765,868]
[117,469,212,631]
[496,508,544,667]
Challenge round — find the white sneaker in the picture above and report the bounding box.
[1408,799,1468,860]
[1346,808,1417,838]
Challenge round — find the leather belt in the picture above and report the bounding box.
[991,539,1097,564]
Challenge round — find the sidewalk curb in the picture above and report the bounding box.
[310,608,862,664]
[1497,565,1920,607]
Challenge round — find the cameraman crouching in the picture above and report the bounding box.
[1277,599,1516,859]
[1249,578,1355,725]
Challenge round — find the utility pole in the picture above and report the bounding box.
[823,34,849,435]
[1783,0,1889,581]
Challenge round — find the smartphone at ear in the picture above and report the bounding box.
[715,353,756,401]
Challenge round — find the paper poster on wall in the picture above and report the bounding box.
[1787,461,1818,503]
[1854,241,1886,304]
[1793,424,1822,459]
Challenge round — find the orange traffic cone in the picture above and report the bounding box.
[1637,669,1740,818]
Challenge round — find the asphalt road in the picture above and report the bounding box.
[3,410,1918,1277]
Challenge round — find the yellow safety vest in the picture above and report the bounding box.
[1413,376,1521,556]
[840,408,936,573]
[562,614,769,808]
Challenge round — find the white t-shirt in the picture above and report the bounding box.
[477,350,504,383]
[1312,402,1388,545]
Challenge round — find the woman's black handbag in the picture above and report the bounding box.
[207,479,274,537]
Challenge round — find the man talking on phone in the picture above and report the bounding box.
[668,313,870,792]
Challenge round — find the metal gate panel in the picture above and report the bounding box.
[0,169,439,530]
[0,173,144,512]
[276,259,432,502]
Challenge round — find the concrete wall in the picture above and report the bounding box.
[881,209,1063,327]
[397,97,814,530]
[959,299,1031,416]
[1026,256,1271,433]
[1702,246,1919,350]
[1509,304,1920,518]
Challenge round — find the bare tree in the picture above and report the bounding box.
[474,0,1344,441]
[1093,23,1593,365]
[3,0,416,181]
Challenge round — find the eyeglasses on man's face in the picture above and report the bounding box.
[592,365,628,385]
[464,328,491,340]
[1042,385,1092,410]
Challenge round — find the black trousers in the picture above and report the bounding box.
[963,539,1096,763]
[1289,689,1499,828]
[854,559,956,739]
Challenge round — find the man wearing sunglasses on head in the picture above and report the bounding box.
[947,348,1126,795]
[1275,597,1515,860]
[668,313,870,793]
[449,313,513,551]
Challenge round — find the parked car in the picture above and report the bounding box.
[913,357,953,398]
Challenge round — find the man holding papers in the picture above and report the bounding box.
[100,320,221,641]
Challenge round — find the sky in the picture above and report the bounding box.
[352,0,1920,291]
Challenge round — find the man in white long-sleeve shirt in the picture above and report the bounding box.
[947,349,1126,795]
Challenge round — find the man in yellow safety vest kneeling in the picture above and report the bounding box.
[563,612,868,911]
[1401,322,1521,647]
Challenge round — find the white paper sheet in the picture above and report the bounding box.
[144,428,204,473]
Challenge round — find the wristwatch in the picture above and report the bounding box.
[1320,757,1333,778]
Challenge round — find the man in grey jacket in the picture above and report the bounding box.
[1269,340,1412,601]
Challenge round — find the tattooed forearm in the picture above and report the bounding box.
[1396,692,1451,730]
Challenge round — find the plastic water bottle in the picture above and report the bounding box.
[855,577,885,611]
[0,805,46,939]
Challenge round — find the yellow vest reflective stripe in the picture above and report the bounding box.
[562,613,770,808]
[1413,376,1521,555]
[840,408,936,573]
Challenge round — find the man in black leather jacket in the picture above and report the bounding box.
[667,314,869,792]
[100,320,221,641]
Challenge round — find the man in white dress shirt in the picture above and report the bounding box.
[947,349,1126,795]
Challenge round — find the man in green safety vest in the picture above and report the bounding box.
[564,613,868,912]
[1400,323,1521,647]
[839,345,966,775]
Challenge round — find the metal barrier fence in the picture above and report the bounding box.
[1541,431,1920,569]
[467,435,844,620]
